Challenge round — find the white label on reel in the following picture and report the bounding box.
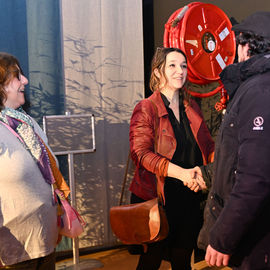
[216,54,226,69]
[186,40,198,47]
[208,40,216,52]
[198,25,203,32]
[219,27,230,41]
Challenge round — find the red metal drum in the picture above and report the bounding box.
[164,2,236,85]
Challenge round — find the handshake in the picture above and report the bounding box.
[182,166,207,192]
[168,163,207,192]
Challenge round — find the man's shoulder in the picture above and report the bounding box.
[241,71,270,97]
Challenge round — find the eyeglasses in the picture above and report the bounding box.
[8,68,23,81]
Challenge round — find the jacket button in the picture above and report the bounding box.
[234,170,237,174]
[210,195,213,199]
[212,206,216,211]
[230,123,234,127]
[162,129,166,133]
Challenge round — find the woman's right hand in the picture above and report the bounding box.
[183,171,207,192]
[182,166,207,192]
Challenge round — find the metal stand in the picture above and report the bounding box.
[65,153,103,270]
[68,153,79,265]
[43,113,103,270]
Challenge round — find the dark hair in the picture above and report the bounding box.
[0,52,22,111]
[236,31,270,57]
[149,47,188,93]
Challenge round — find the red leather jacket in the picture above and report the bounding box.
[129,90,214,201]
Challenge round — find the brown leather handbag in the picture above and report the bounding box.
[109,197,168,245]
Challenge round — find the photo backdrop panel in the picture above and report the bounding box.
[61,0,144,249]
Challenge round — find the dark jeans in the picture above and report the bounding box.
[1,252,55,270]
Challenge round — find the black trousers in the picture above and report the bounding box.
[131,193,193,270]
[135,242,193,270]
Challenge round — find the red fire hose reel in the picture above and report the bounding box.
[164,2,236,110]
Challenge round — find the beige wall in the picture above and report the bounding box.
[154,0,270,47]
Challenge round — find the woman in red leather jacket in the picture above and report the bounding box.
[129,47,214,270]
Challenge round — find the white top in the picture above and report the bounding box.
[0,119,58,266]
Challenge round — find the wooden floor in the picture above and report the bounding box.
[56,247,232,270]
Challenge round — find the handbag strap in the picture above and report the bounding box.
[119,150,131,206]
[149,100,159,153]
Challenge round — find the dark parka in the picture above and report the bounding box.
[198,53,270,269]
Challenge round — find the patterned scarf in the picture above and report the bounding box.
[0,107,55,185]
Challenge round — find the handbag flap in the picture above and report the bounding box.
[110,198,166,244]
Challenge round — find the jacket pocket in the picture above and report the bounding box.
[197,191,223,250]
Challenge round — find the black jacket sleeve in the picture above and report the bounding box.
[200,162,214,189]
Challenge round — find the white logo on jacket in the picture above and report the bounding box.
[253,116,264,130]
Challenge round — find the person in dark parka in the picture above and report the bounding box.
[197,12,270,269]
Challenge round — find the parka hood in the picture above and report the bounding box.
[220,53,270,99]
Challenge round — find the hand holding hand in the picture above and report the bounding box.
[183,166,207,192]
[167,163,207,192]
